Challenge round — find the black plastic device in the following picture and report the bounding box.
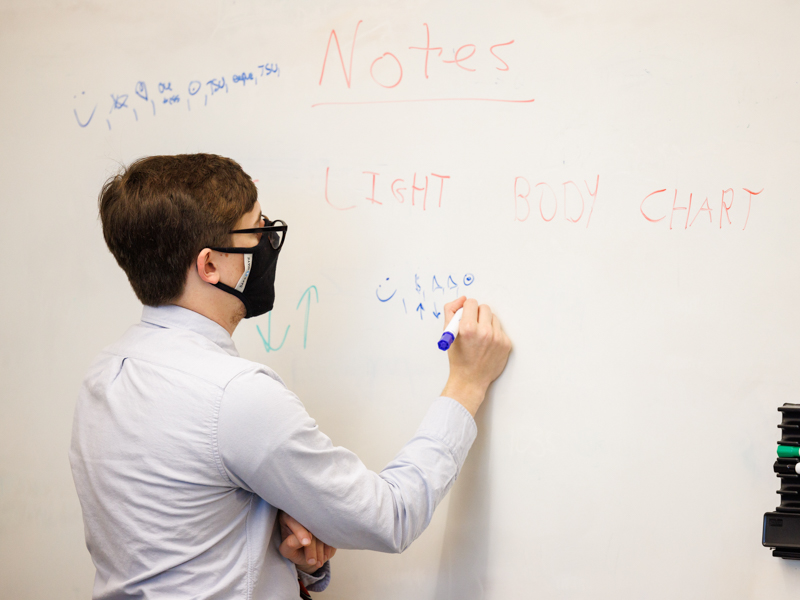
[763,403,800,559]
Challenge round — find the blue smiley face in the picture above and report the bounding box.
[376,277,397,302]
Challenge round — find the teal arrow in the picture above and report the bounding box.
[296,285,319,349]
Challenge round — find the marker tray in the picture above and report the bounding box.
[764,404,800,558]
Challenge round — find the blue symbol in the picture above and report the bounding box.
[135,82,148,101]
[464,273,474,286]
[433,304,441,319]
[110,94,129,111]
[73,105,96,128]
[415,274,421,294]
[432,276,444,292]
[73,91,96,128]
[188,81,201,95]
[207,78,227,95]
[259,63,280,76]
[233,72,254,85]
[416,303,425,319]
[376,277,396,302]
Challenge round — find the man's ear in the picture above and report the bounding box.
[196,248,221,285]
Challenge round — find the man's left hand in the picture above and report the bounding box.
[278,511,337,574]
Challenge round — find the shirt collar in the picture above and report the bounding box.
[140,305,240,357]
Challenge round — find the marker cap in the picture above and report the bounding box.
[438,332,455,351]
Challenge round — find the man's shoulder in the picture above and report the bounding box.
[92,321,281,390]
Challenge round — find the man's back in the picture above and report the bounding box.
[71,302,486,598]
[70,305,297,598]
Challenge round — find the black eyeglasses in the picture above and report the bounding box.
[228,215,288,250]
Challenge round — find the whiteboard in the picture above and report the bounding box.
[1,1,799,598]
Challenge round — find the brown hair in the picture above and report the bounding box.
[99,154,257,305]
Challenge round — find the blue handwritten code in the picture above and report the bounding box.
[72,61,281,130]
[376,272,475,320]
[232,72,254,85]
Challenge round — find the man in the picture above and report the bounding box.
[70,154,512,598]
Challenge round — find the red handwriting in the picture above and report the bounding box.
[312,97,535,107]
[514,176,600,228]
[319,21,362,88]
[325,167,450,211]
[324,167,356,211]
[370,53,403,88]
[640,187,764,230]
[315,21,531,106]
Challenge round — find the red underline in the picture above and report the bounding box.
[311,97,535,108]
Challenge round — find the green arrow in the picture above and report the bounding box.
[255,312,289,353]
[296,285,319,349]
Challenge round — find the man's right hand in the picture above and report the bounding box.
[440,297,512,417]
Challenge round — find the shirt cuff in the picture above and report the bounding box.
[298,560,331,592]
[416,396,478,470]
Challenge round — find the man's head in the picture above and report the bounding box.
[99,154,258,306]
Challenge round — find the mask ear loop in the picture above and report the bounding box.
[212,281,254,318]
[210,233,268,294]
[196,252,255,318]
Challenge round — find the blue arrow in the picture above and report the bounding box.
[433,303,441,319]
[416,303,425,319]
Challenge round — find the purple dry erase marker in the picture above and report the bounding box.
[438,308,464,350]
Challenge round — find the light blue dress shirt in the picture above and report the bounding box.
[70,305,478,599]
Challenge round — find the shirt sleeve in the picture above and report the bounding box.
[216,369,477,553]
[298,561,330,592]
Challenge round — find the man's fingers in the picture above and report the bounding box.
[304,537,318,566]
[279,512,311,546]
[278,536,299,561]
[490,310,503,338]
[492,313,512,351]
[459,298,479,336]
[277,512,332,568]
[316,538,325,565]
[443,296,466,329]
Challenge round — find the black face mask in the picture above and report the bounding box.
[209,221,286,319]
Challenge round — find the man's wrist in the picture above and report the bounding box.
[441,377,486,417]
